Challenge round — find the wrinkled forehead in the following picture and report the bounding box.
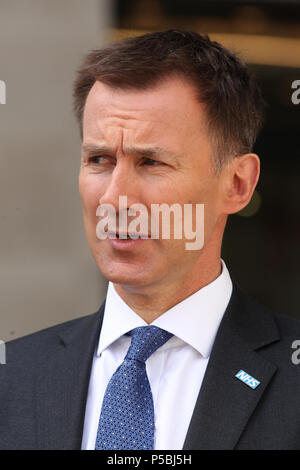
[82,78,210,156]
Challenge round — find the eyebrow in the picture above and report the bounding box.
[81,143,181,165]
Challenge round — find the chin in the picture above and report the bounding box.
[90,241,164,287]
[96,261,159,288]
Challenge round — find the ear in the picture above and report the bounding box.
[220,153,260,215]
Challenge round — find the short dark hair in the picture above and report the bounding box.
[73,30,265,171]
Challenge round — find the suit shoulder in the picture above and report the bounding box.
[229,283,300,348]
[4,310,100,358]
[238,285,300,336]
[273,311,300,337]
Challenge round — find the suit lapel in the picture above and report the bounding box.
[35,303,105,449]
[183,285,280,450]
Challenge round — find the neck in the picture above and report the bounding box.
[113,253,222,324]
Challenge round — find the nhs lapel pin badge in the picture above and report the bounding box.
[235,370,260,389]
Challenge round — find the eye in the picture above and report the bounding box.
[88,156,112,164]
[142,158,165,166]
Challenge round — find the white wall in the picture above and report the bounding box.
[0,0,112,341]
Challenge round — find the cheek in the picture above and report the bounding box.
[79,174,101,218]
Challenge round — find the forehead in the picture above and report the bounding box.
[82,77,209,149]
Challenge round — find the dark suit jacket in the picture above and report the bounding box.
[1,284,300,449]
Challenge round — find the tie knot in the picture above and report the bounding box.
[125,326,173,363]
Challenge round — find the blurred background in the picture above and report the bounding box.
[0,0,299,341]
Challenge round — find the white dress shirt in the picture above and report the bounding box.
[81,260,233,450]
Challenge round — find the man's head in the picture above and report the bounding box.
[74,30,264,173]
[74,30,264,297]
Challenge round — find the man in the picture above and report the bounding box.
[1,30,300,450]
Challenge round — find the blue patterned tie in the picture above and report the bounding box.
[95,325,173,450]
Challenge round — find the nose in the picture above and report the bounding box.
[99,159,141,212]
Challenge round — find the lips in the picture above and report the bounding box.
[115,232,149,239]
[107,232,150,251]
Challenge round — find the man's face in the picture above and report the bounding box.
[79,77,224,291]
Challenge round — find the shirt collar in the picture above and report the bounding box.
[97,259,232,358]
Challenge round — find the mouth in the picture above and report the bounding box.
[109,232,149,239]
[106,231,150,251]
